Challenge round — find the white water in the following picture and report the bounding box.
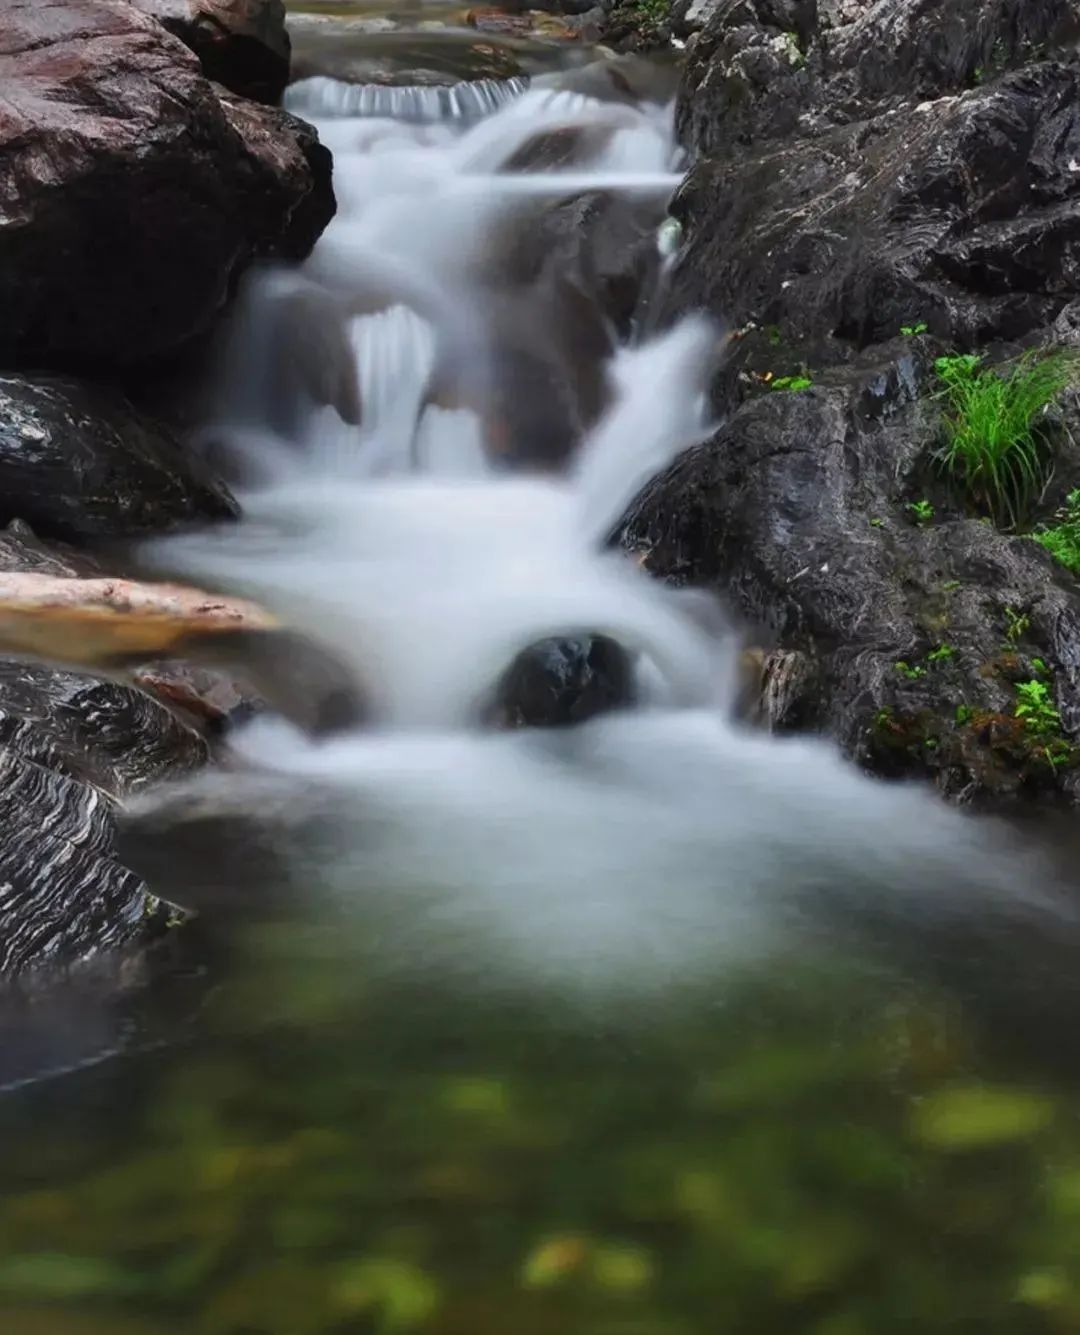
[133,63,1067,997]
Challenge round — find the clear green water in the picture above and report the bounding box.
[1,923,1079,1335]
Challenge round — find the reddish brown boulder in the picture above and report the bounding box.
[0,0,334,373]
[131,0,290,103]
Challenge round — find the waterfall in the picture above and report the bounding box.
[127,52,1069,1000]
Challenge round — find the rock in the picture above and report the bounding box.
[0,663,207,976]
[620,346,1080,806]
[0,528,210,976]
[670,0,725,36]
[668,60,1080,358]
[678,0,1079,157]
[0,375,238,543]
[132,0,290,102]
[487,635,638,728]
[287,16,526,87]
[622,0,1080,803]
[603,0,675,52]
[0,0,334,373]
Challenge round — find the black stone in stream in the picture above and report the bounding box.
[0,376,237,544]
[489,635,637,729]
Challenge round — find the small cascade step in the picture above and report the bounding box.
[285,74,530,121]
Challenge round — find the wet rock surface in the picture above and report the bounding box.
[622,0,1080,804]
[0,528,210,977]
[133,0,291,102]
[0,0,333,373]
[488,635,638,728]
[0,376,238,543]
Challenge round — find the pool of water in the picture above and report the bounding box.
[1,922,1079,1335]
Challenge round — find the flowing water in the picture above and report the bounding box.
[5,7,1080,1334]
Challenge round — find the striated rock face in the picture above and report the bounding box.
[0,528,209,977]
[0,0,334,373]
[622,0,1080,805]
[0,376,238,543]
[131,0,290,103]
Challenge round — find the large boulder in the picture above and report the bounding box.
[132,0,290,103]
[622,0,1080,804]
[0,0,334,373]
[0,375,238,543]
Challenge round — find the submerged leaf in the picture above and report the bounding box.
[909,1084,1055,1150]
[0,1254,139,1300]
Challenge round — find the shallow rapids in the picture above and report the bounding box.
[131,53,1075,1009]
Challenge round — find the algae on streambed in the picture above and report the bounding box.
[1,934,1079,1335]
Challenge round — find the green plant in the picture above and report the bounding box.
[900,322,929,337]
[934,349,1073,528]
[927,644,955,664]
[776,30,806,67]
[955,704,974,725]
[869,517,884,528]
[941,580,961,592]
[765,325,783,347]
[1004,606,1031,644]
[894,661,926,681]
[1034,488,1080,574]
[1015,679,1061,736]
[633,0,670,19]
[907,499,935,525]
[1031,657,1050,678]
[771,374,813,392]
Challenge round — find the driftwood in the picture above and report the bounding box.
[0,572,274,666]
[0,573,363,736]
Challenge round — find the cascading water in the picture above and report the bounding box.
[130,56,1075,1005]
[9,23,1080,1332]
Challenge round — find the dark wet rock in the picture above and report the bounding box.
[534,51,682,104]
[620,348,1080,807]
[0,0,334,373]
[487,635,637,728]
[622,0,1080,803]
[0,376,238,544]
[603,0,675,52]
[0,526,210,977]
[0,660,209,977]
[133,0,290,102]
[678,0,1080,158]
[667,61,1080,376]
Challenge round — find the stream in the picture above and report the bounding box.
[3,4,1080,1333]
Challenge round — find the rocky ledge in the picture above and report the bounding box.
[621,0,1080,806]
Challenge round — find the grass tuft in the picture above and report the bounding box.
[934,350,1073,529]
